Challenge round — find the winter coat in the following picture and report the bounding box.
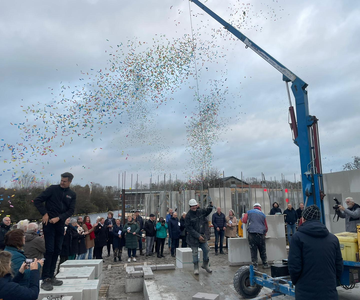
[283,208,298,225]
[166,213,172,223]
[23,231,45,259]
[288,220,343,300]
[104,217,116,238]
[112,224,124,249]
[135,215,144,231]
[185,205,213,247]
[3,246,31,287]
[144,219,156,237]
[296,207,304,220]
[124,221,139,249]
[94,223,108,248]
[33,184,76,222]
[212,212,226,230]
[156,222,168,239]
[243,208,268,234]
[82,223,95,249]
[0,222,11,250]
[0,270,40,300]
[270,202,282,215]
[336,203,360,233]
[225,216,238,238]
[76,226,87,255]
[168,217,181,240]
[60,225,72,257]
[69,225,82,256]
[180,217,186,237]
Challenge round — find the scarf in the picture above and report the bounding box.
[85,222,95,240]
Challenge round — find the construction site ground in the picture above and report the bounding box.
[100,239,359,300]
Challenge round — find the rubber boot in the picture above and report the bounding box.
[201,260,212,273]
[194,262,199,275]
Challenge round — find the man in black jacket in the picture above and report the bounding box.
[144,214,156,257]
[212,207,226,255]
[283,203,298,245]
[168,212,181,257]
[296,203,304,220]
[185,199,214,275]
[0,216,11,250]
[104,211,116,257]
[288,205,343,300]
[34,172,76,291]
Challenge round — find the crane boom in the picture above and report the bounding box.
[190,0,325,223]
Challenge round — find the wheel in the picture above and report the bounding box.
[233,266,262,299]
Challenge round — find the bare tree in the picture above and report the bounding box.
[343,156,360,171]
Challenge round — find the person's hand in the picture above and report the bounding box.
[229,223,232,227]
[19,262,27,274]
[108,224,113,228]
[223,227,226,231]
[338,205,345,211]
[50,217,60,224]
[119,235,122,238]
[38,259,44,267]
[30,259,39,270]
[84,231,89,235]
[216,227,220,232]
[199,236,205,242]
[42,213,49,225]
[133,232,136,235]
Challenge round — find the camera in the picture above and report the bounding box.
[333,197,341,210]
[161,220,165,225]
[26,258,33,267]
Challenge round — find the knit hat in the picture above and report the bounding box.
[302,205,320,221]
[149,214,155,217]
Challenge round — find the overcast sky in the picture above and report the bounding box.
[0,0,359,188]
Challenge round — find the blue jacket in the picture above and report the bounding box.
[212,212,226,230]
[168,217,181,239]
[0,270,39,300]
[4,246,31,287]
[245,209,267,234]
[156,222,168,239]
[288,220,343,300]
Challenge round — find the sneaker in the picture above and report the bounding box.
[132,257,137,262]
[51,277,63,286]
[128,258,131,262]
[171,254,175,257]
[251,263,258,269]
[262,263,270,269]
[41,278,53,291]
[220,251,225,254]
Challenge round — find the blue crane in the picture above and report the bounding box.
[188,1,360,299]
[190,0,325,223]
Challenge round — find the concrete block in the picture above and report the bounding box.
[60,259,103,279]
[56,266,96,280]
[192,292,220,300]
[228,237,287,265]
[156,264,176,270]
[134,265,143,271]
[129,270,144,278]
[147,265,157,270]
[176,248,202,269]
[143,266,154,279]
[125,277,143,293]
[143,280,177,300]
[266,215,286,238]
[126,266,135,273]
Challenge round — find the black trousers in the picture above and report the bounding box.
[42,221,65,280]
[94,246,104,259]
[248,233,267,264]
[156,238,165,255]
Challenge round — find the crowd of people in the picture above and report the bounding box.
[0,171,359,300]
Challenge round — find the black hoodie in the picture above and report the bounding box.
[288,220,343,300]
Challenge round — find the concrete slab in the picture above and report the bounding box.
[56,266,96,280]
[192,292,219,300]
[40,297,73,300]
[143,279,178,300]
[228,237,287,265]
[60,259,103,279]
[143,266,154,279]
[266,215,286,238]
[125,276,143,293]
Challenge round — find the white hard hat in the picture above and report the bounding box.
[254,203,261,208]
[189,199,198,206]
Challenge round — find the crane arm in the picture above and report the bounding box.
[190,0,306,88]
